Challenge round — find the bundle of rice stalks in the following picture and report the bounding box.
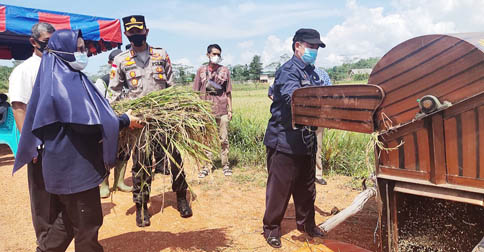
[112,87,219,174]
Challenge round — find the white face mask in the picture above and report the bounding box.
[68,52,88,71]
[209,55,222,64]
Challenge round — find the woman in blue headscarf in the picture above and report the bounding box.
[13,29,142,252]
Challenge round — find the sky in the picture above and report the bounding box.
[2,0,484,75]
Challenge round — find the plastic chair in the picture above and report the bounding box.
[0,105,20,157]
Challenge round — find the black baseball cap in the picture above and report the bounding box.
[122,15,146,31]
[293,28,326,48]
[108,49,122,61]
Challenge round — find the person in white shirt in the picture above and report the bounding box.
[9,45,41,131]
[9,22,73,252]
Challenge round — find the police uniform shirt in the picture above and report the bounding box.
[263,55,331,156]
[109,45,173,101]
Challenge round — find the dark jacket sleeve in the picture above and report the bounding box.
[278,68,301,105]
[268,84,273,97]
[118,113,130,130]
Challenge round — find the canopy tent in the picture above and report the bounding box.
[0,4,123,60]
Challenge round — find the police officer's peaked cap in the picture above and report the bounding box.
[122,15,146,31]
[293,28,326,48]
[108,49,122,61]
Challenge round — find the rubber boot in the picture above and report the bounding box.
[143,204,151,226]
[135,203,143,227]
[114,161,132,192]
[135,202,150,227]
[176,191,193,218]
[100,177,110,198]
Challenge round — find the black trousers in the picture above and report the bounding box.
[55,187,103,252]
[262,147,317,238]
[27,156,72,252]
[132,142,188,204]
[42,187,104,252]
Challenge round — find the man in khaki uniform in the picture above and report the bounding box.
[109,45,173,100]
[109,15,192,228]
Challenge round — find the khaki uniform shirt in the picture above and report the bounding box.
[109,46,173,101]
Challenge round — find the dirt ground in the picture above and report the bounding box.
[0,145,379,252]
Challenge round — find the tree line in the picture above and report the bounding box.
[228,55,380,83]
[0,56,381,93]
[326,57,380,82]
[88,55,379,85]
[172,55,265,84]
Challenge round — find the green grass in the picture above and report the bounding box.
[321,130,373,178]
[231,81,269,91]
[228,82,373,184]
[228,86,271,167]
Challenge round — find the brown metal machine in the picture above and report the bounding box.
[292,33,484,251]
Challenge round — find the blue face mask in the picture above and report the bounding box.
[69,52,88,70]
[49,49,89,71]
[301,48,318,65]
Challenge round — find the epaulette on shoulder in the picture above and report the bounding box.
[113,50,130,61]
[152,47,167,54]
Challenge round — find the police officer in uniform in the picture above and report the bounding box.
[109,15,192,227]
[262,28,327,248]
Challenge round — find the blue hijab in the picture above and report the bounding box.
[13,29,119,173]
